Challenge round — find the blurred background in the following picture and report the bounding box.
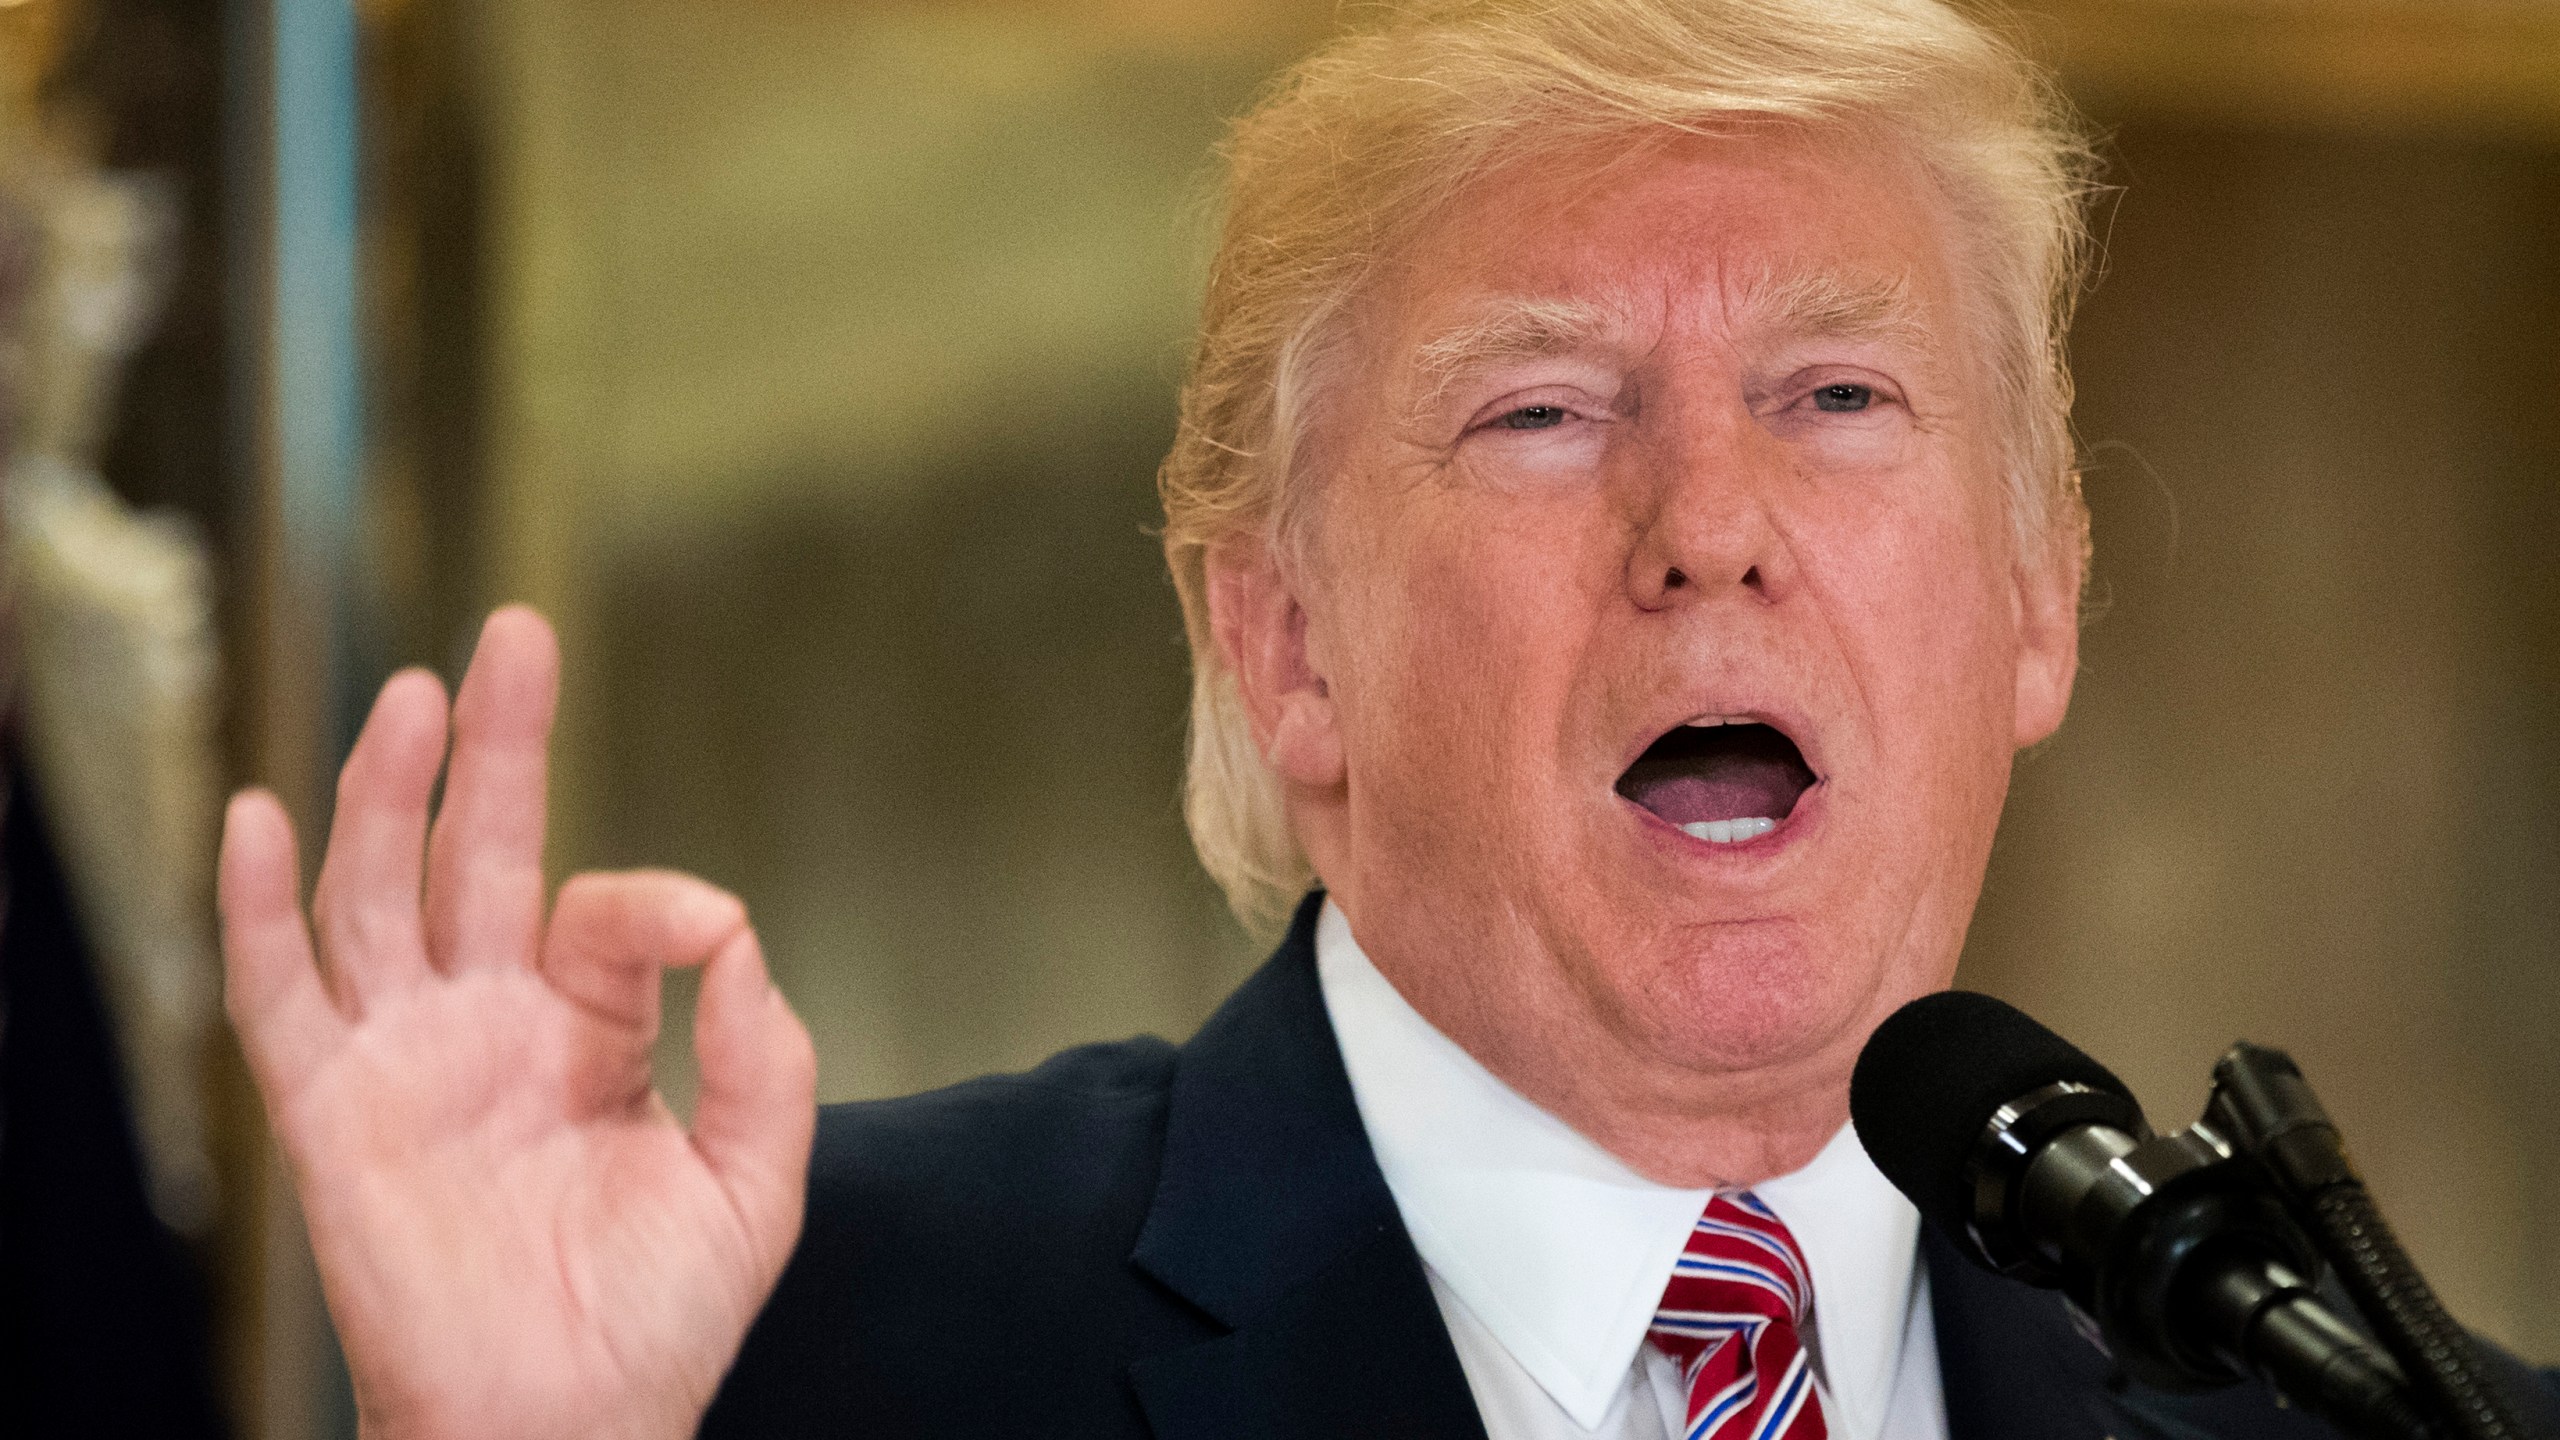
[0,0,2554,1434]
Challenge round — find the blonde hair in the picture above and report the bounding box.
[1159,0,2098,936]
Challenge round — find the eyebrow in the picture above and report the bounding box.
[1398,269,1938,423]
[1729,267,1933,351]
[1404,296,1622,419]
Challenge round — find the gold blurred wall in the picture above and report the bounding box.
[423,0,2560,1368]
[459,0,1334,1106]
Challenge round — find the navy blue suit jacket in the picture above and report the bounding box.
[703,896,2560,1439]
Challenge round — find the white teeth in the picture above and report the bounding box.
[1680,817,1777,845]
[1682,715,1741,727]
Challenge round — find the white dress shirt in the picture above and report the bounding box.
[1314,900,1951,1440]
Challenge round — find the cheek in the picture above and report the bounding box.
[1331,500,1609,811]
[1814,493,2021,766]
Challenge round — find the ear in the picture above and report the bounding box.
[2011,528,2083,749]
[1206,539,1346,789]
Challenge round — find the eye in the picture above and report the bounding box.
[1810,383,1874,413]
[1498,404,1570,430]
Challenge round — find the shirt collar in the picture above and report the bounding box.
[1315,899,1922,1438]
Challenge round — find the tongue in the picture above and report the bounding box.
[1621,754,1808,826]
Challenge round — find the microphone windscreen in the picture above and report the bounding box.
[1850,990,2139,1241]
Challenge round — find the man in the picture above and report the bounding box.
[216,1,2559,1437]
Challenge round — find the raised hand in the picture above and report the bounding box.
[219,607,817,1440]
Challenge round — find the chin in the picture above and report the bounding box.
[1623,920,1879,1077]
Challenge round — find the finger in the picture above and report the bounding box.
[541,869,748,1041]
[310,668,450,1010]
[424,605,560,973]
[689,929,816,1271]
[219,790,347,1100]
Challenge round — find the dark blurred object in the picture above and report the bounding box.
[0,748,227,1438]
[4,0,226,1246]
[0,1,235,1435]
[40,0,230,534]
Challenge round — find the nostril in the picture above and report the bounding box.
[1664,567,1688,590]
[1741,564,1762,590]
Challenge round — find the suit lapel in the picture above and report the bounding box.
[1127,895,1487,1440]
[1926,1223,2117,1440]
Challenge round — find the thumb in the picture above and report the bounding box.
[542,869,748,1038]
[690,927,817,1275]
[542,870,750,1115]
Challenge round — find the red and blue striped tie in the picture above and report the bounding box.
[1648,1191,1829,1440]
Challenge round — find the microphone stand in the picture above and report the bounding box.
[1999,1097,2435,1440]
[2208,1045,2535,1440]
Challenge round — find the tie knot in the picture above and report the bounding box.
[1647,1192,1827,1439]
[1651,1190,1814,1341]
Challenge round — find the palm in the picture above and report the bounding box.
[222,609,816,1440]
[287,977,746,1434]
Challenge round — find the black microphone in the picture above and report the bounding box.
[1850,991,2433,1440]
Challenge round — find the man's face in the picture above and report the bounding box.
[1216,126,2079,1159]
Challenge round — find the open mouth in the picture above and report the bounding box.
[1615,719,1818,846]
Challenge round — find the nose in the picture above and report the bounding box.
[1623,400,1792,611]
